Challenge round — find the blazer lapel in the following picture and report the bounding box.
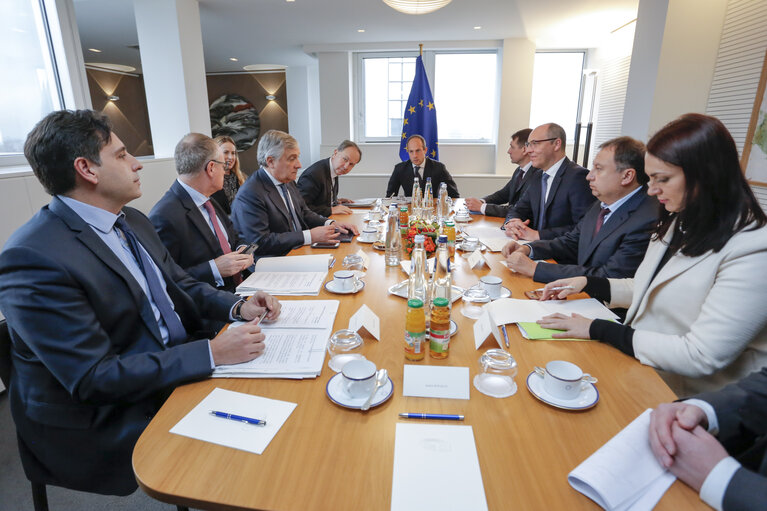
[544,160,568,210]
[286,183,308,229]
[172,182,221,255]
[260,169,293,227]
[582,189,647,261]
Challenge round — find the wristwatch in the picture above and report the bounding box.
[232,299,246,321]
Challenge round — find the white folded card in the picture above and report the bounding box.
[402,365,470,400]
[391,423,488,511]
[170,387,297,455]
[348,304,380,340]
[568,409,676,511]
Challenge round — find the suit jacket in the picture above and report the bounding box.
[296,157,338,217]
[231,168,329,256]
[695,367,767,511]
[149,180,245,292]
[606,220,767,395]
[385,158,459,198]
[530,188,658,283]
[505,158,595,239]
[482,165,538,218]
[0,197,238,495]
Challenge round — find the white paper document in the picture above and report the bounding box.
[348,304,380,340]
[236,254,332,296]
[463,226,510,252]
[260,300,339,330]
[402,365,470,400]
[170,387,296,455]
[484,298,619,325]
[391,423,488,511]
[568,409,676,511]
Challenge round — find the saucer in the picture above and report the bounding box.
[324,279,365,294]
[449,319,458,337]
[525,371,599,410]
[372,241,386,251]
[356,236,377,244]
[326,372,394,409]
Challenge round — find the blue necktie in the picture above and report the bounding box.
[538,172,550,230]
[278,183,301,232]
[114,216,187,345]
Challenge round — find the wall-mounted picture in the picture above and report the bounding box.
[742,50,767,186]
[209,93,261,151]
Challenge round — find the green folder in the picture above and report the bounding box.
[517,322,592,342]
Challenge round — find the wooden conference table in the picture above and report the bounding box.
[133,209,702,510]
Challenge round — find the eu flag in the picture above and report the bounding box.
[399,55,439,162]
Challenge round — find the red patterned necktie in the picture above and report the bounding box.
[203,200,242,285]
[593,207,611,237]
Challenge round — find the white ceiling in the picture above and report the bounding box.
[73,0,638,73]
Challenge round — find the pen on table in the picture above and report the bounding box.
[500,324,510,348]
[209,411,267,426]
[399,413,464,421]
[535,285,575,292]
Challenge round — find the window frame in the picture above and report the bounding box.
[353,49,500,145]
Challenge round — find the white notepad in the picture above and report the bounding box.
[391,423,488,511]
[170,387,296,455]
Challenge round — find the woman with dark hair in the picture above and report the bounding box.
[210,135,247,214]
[537,113,767,395]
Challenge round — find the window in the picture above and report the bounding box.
[356,51,498,143]
[528,51,585,143]
[0,0,63,159]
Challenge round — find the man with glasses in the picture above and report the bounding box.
[465,128,535,217]
[504,123,594,240]
[297,140,362,216]
[150,133,253,292]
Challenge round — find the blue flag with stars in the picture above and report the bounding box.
[399,55,439,162]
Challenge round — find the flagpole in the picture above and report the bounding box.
[419,43,423,56]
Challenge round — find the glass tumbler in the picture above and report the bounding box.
[342,254,365,277]
[327,329,364,372]
[473,349,518,398]
[461,287,490,319]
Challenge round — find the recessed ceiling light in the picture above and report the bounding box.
[243,64,287,72]
[89,48,102,53]
[357,29,365,33]
[229,57,239,62]
[286,0,295,2]
[473,26,481,30]
[86,62,137,73]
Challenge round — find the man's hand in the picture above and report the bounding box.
[210,321,266,366]
[649,403,708,468]
[331,205,353,215]
[334,222,359,236]
[213,247,254,277]
[501,240,531,258]
[667,424,728,492]
[337,197,353,204]
[504,218,539,240]
[540,276,587,300]
[536,312,593,339]
[310,225,340,243]
[240,291,281,322]
[465,197,483,212]
[505,252,537,277]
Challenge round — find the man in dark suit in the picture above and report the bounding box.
[297,140,361,216]
[502,137,658,283]
[231,130,358,256]
[465,128,535,218]
[150,133,253,292]
[649,367,767,511]
[0,110,280,496]
[385,134,459,198]
[504,123,595,240]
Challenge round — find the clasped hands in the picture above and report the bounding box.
[504,218,540,241]
[210,291,282,366]
[501,240,536,277]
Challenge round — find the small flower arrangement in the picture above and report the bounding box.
[404,219,439,256]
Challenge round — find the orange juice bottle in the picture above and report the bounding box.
[399,205,409,239]
[429,297,451,359]
[444,220,456,258]
[405,298,426,361]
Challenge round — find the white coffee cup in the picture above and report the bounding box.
[462,236,479,251]
[361,228,377,242]
[369,210,382,222]
[333,270,357,291]
[542,360,591,400]
[341,359,377,398]
[480,275,503,299]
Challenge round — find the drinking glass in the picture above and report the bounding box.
[327,329,364,372]
[474,349,518,398]
[461,287,490,319]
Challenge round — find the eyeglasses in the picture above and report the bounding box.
[207,159,226,168]
[524,138,557,148]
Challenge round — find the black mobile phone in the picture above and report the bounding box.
[336,230,354,243]
[311,241,340,249]
[242,242,259,255]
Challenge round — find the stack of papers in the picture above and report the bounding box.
[236,254,331,296]
[568,409,676,510]
[212,300,339,379]
[462,226,514,252]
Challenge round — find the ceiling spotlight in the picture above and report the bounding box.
[382,0,451,15]
[358,29,365,33]
[229,57,239,62]
[265,94,277,101]
[89,48,102,53]
[473,26,481,30]
[107,95,120,101]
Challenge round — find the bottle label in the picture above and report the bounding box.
[429,329,450,352]
[406,331,426,353]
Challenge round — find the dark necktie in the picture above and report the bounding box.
[202,200,241,285]
[414,166,422,189]
[593,207,611,237]
[278,183,301,232]
[114,216,187,345]
[538,172,550,230]
[331,177,339,206]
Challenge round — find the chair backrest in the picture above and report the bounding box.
[0,319,11,389]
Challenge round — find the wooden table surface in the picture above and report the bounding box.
[133,208,703,510]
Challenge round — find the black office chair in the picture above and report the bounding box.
[0,319,188,511]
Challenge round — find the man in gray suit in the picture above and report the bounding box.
[502,137,657,283]
[231,130,358,256]
[650,367,767,511]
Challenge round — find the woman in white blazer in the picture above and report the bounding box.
[537,114,767,396]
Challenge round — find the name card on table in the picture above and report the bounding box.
[473,309,503,350]
[467,249,484,269]
[403,365,470,400]
[355,248,370,269]
[348,304,380,340]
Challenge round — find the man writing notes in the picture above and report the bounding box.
[465,128,535,217]
[649,367,767,511]
[504,123,595,240]
[385,134,459,198]
[0,110,280,496]
[231,130,358,256]
[502,137,658,282]
[150,133,253,292]
[297,140,361,216]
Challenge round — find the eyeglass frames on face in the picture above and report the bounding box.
[525,138,557,148]
[207,159,226,168]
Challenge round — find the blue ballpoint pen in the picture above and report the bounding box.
[399,413,464,421]
[210,410,267,426]
[500,324,510,348]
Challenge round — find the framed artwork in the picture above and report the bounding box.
[742,50,767,186]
